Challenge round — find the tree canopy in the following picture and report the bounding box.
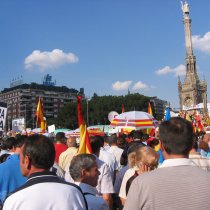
[50,93,156,129]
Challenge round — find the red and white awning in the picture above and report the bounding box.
[110,111,158,130]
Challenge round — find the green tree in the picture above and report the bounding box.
[55,93,156,128]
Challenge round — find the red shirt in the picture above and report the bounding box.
[54,143,68,163]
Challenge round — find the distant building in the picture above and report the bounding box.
[0,83,84,130]
[178,1,207,112]
[43,74,56,86]
[150,97,168,119]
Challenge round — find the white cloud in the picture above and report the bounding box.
[192,31,210,53]
[155,64,185,77]
[112,81,132,91]
[156,66,171,75]
[24,49,79,71]
[132,81,148,90]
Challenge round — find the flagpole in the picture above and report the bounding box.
[36,116,38,129]
[35,97,39,128]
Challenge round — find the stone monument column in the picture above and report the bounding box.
[178,1,207,112]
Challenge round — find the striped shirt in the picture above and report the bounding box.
[124,158,210,210]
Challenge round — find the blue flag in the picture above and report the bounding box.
[164,108,171,121]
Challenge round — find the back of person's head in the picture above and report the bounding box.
[127,143,144,168]
[23,134,55,170]
[109,134,117,145]
[117,136,127,149]
[55,132,66,144]
[133,130,143,141]
[67,137,77,147]
[3,137,16,150]
[142,134,149,142]
[14,135,27,148]
[90,136,102,154]
[159,117,193,156]
[135,146,159,170]
[69,154,96,182]
[147,138,159,148]
[96,135,104,147]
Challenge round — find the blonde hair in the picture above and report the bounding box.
[128,152,136,168]
[135,146,159,170]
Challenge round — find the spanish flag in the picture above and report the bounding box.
[148,102,153,116]
[77,96,92,154]
[36,98,45,131]
[147,102,154,136]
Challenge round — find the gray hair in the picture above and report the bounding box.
[69,154,96,181]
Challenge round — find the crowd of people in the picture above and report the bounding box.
[0,117,210,209]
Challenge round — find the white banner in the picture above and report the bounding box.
[12,118,25,132]
[0,102,7,132]
[48,124,55,133]
[183,103,210,111]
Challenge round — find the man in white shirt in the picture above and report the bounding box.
[107,134,123,170]
[90,136,115,209]
[70,154,108,210]
[97,135,118,182]
[3,134,87,210]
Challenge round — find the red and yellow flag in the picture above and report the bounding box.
[77,96,92,154]
[122,104,125,113]
[36,98,45,131]
[147,102,154,136]
[184,111,191,122]
[148,102,153,116]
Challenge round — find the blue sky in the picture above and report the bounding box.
[0,0,210,109]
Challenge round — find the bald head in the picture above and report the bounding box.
[203,132,210,144]
[67,137,77,147]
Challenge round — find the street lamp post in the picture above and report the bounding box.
[7,103,11,132]
[24,104,27,127]
[86,99,89,126]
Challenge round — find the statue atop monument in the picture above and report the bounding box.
[181,1,189,13]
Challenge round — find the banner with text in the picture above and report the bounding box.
[0,102,7,132]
